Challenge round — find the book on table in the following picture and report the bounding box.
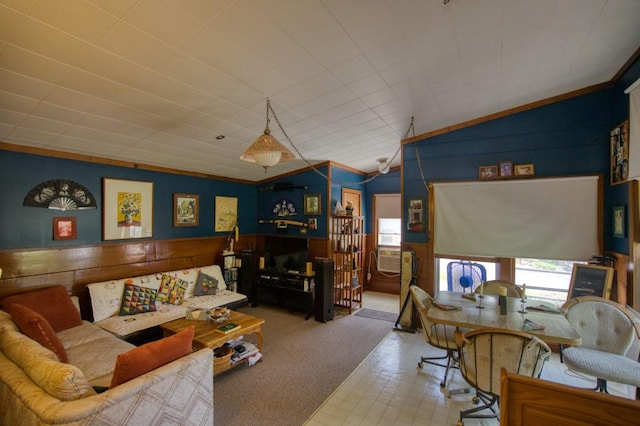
[217,323,241,334]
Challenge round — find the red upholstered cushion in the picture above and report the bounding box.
[8,303,68,363]
[1,286,82,332]
[110,326,194,388]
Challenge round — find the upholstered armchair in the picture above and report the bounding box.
[561,296,640,393]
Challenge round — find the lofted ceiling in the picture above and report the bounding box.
[1,0,639,182]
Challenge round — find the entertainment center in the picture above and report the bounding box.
[254,236,316,318]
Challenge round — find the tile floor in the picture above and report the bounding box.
[304,291,636,426]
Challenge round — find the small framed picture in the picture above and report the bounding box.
[308,217,318,230]
[613,205,625,238]
[514,164,535,176]
[53,217,77,240]
[173,193,199,227]
[499,161,513,177]
[478,165,498,180]
[304,193,321,215]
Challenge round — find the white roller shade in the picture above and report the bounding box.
[627,77,640,180]
[433,176,599,261]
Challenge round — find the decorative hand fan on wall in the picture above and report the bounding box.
[23,179,97,210]
[446,261,487,293]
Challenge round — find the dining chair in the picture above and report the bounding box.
[409,285,466,395]
[561,296,640,393]
[455,328,551,425]
[474,280,523,298]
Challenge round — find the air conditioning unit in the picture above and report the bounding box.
[377,248,401,273]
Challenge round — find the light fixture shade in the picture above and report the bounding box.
[240,133,295,169]
[378,158,390,174]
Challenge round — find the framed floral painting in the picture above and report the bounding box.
[102,178,153,240]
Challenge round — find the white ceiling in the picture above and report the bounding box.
[1,0,639,182]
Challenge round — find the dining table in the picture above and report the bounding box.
[427,291,582,346]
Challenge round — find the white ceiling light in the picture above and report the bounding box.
[240,98,295,172]
[377,158,390,174]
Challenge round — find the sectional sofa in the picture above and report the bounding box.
[0,264,248,425]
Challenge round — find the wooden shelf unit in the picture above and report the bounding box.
[330,215,364,314]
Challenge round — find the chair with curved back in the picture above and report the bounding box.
[410,285,464,393]
[455,328,551,425]
[474,280,523,297]
[561,296,640,393]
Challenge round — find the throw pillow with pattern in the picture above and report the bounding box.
[118,284,157,316]
[166,278,188,305]
[156,274,176,304]
[194,271,219,296]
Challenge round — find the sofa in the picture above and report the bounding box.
[0,286,214,425]
[87,264,247,340]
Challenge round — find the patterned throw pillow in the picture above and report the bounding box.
[156,274,176,304]
[166,278,188,305]
[193,272,219,296]
[118,284,157,316]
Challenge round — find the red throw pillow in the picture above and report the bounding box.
[110,326,195,388]
[8,303,68,363]
[1,286,82,332]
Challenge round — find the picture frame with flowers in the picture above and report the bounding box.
[102,178,153,240]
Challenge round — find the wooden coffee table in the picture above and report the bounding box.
[161,310,265,375]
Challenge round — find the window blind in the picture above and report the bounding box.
[627,77,640,180]
[433,176,599,261]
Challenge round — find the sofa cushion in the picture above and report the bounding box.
[110,326,195,387]
[118,283,157,316]
[2,327,95,400]
[1,286,82,332]
[7,304,68,363]
[194,271,219,296]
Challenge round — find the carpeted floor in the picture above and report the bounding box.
[213,305,392,426]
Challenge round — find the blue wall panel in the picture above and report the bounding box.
[0,151,256,249]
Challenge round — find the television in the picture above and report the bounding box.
[263,236,309,272]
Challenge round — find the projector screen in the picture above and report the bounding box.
[433,176,600,261]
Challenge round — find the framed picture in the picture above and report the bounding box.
[102,178,153,240]
[53,217,77,240]
[610,120,629,185]
[304,193,321,215]
[308,217,318,230]
[567,263,614,300]
[498,161,513,177]
[514,164,535,176]
[478,165,498,180]
[613,205,625,238]
[407,198,425,232]
[173,193,199,227]
[215,196,237,232]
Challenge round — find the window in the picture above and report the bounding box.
[377,218,401,247]
[515,258,584,303]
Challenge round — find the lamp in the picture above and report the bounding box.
[377,158,390,174]
[241,98,295,172]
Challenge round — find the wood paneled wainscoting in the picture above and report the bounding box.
[0,235,332,322]
[0,236,253,321]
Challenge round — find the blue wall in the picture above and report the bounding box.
[256,167,329,237]
[403,89,612,247]
[0,151,256,249]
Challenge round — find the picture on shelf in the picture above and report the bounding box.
[499,161,513,177]
[479,165,498,179]
[514,164,535,176]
